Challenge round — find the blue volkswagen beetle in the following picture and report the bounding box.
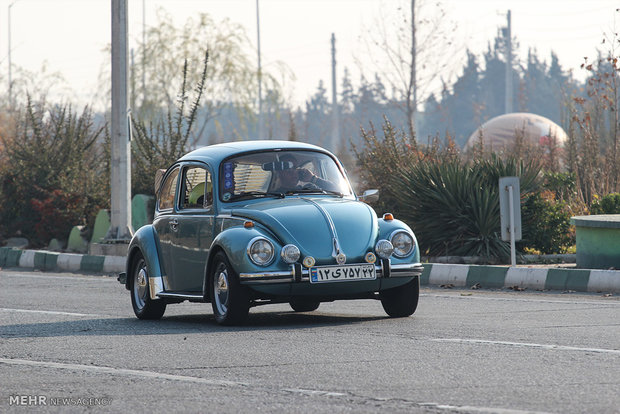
[119,141,423,325]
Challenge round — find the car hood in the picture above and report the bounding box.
[230,197,378,261]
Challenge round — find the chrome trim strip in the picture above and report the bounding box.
[157,292,204,300]
[390,263,424,277]
[239,270,293,279]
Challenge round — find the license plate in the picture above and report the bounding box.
[309,264,376,283]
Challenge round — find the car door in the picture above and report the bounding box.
[152,166,180,290]
[170,164,216,292]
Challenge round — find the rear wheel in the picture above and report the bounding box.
[289,298,320,312]
[380,277,419,318]
[210,252,250,325]
[130,253,166,320]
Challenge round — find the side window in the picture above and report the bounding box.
[181,166,213,210]
[158,167,180,210]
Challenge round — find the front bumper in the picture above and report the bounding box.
[238,260,424,284]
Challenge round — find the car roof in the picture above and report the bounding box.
[178,140,333,166]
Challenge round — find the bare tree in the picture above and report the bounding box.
[359,0,457,142]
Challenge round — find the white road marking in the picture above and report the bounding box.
[432,338,620,355]
[282,388,347,397]
[0,357,350,399]
[419,402,552,414]
[0,308,101,317]
[0,358,248,387]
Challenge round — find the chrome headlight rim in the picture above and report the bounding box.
[247,237,275,266]
[375,239,394,259]
[280,244,301,264]
[390,230,415,258]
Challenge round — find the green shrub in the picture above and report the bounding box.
[31,189,88,243]
[589,193,620,214]
[542,171,576,202]
[0,98,108,247]
[520,191,574,254]
[351,117,420,216]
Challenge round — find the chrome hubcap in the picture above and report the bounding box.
[214,267,229,315]
[133,264,148,310]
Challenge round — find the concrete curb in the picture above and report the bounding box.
[1,247,619,293]
[0,247,125,275]
[420,263,620,293]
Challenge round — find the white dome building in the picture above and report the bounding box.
[464,112,568,152]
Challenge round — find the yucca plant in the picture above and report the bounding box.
[394,155,542,262]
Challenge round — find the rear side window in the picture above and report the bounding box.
[158,167,179,210]
[180,166,213,209]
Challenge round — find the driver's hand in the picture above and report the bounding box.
[297,168,315,182]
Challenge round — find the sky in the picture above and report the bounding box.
[1,0,619,109]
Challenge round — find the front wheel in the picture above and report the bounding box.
[130,253,166,320]
[380,277,419,318]
[210,252,250,325]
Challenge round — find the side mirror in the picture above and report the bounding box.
[359,189,379,203]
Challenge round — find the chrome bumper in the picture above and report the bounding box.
[238,261,424,284]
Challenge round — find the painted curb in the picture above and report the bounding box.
[420,263,620,293]
[1,247,619,293]
[0,247,125,274]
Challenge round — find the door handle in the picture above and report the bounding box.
[169,219,179,232]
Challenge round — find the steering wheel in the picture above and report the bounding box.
[301,182,320,190]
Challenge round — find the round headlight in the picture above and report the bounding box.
[375,239,394,259]
[280,244,300,264]
[391,231,414,258]
[247,238,275,266]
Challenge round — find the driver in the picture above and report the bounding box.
[275,154,336,192]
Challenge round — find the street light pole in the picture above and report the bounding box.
[8,0,19,109]
[256,0,264,139]
[106,0,133,243]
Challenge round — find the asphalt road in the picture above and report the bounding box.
[1,268,619,413]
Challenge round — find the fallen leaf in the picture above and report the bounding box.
[508,285,526,291]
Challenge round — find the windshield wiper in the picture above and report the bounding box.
[285,189,344,197]
[228,191,285,201]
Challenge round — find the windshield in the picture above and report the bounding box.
[219,150,353,202]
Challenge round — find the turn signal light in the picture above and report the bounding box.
[383,213,394,221]
[244,221,254,228]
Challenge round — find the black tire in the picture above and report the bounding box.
[289,298,320,312]
[210,251,250,325]
[130,253,166,320]
[380,277,419,318]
